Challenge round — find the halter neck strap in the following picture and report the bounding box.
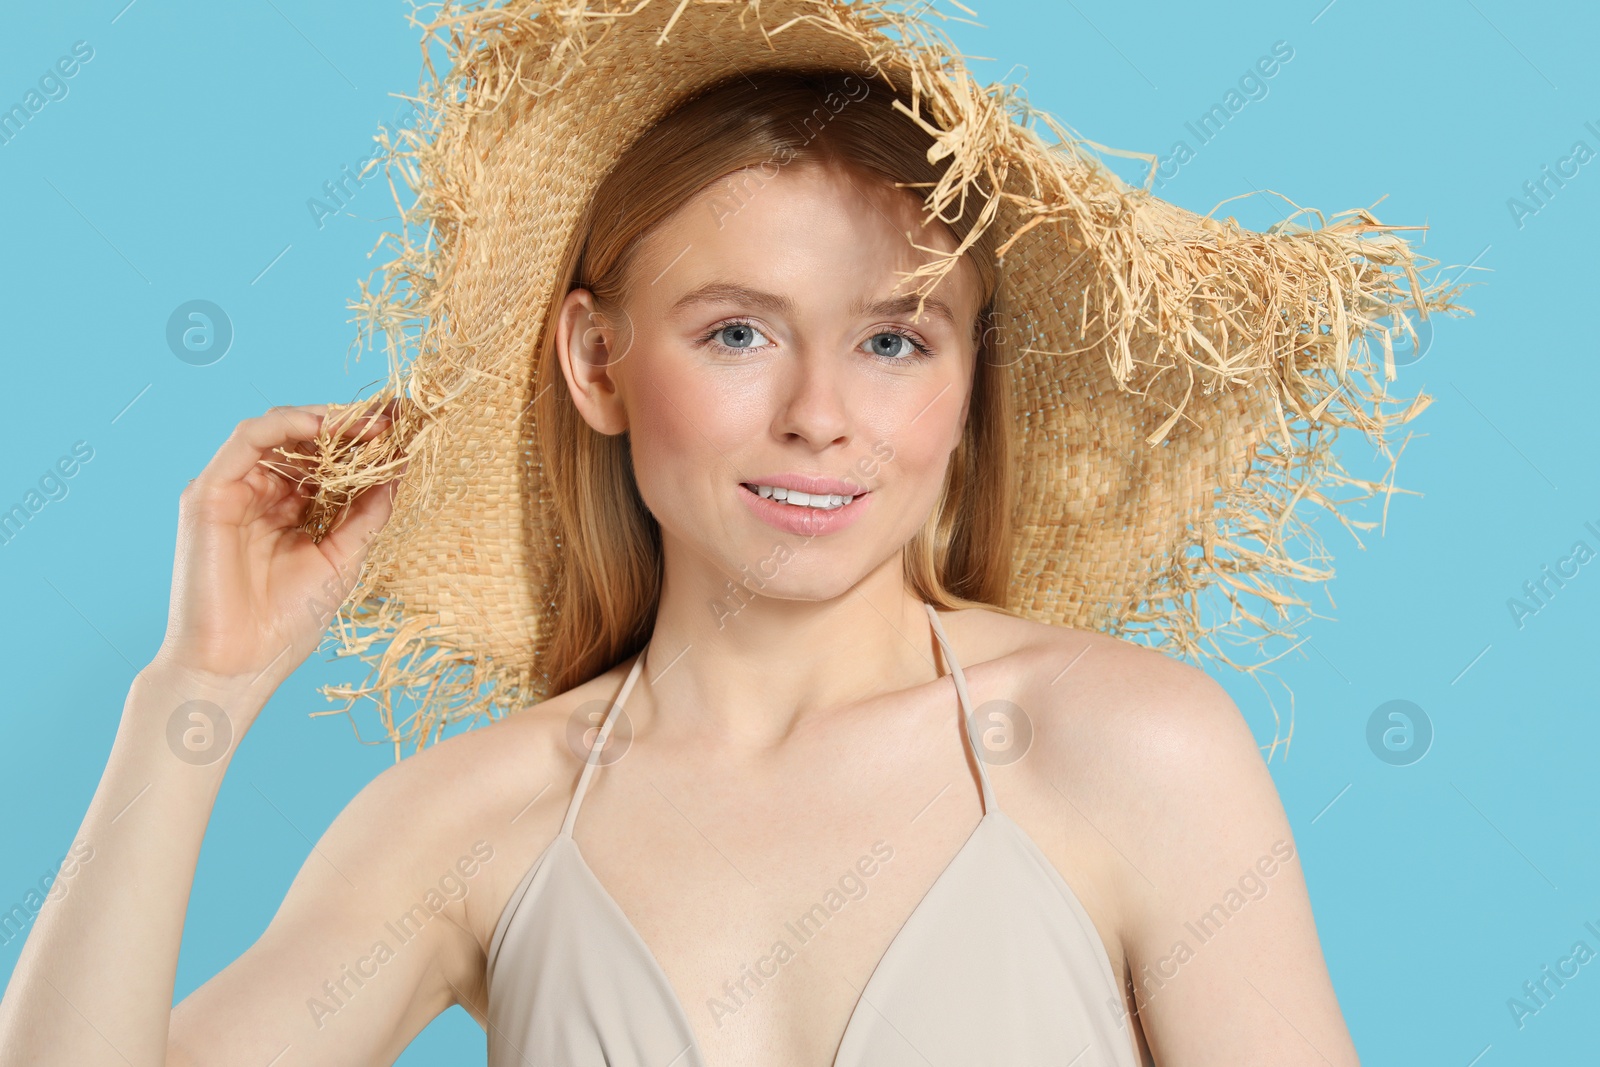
[559,646,649,838]
[924,602,998,817]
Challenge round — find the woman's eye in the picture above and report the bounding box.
[715,322,770,349]
[864,332,919,360]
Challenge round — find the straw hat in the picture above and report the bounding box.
[282,0,1470,758]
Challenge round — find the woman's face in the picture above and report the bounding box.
[556,160,982,606]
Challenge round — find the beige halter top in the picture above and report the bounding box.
[485,603,1140,1066]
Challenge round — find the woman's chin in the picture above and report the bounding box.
[703,554,882,614]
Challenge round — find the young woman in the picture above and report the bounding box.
[0,25,1386,1067]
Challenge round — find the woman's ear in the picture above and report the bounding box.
[555,287,630,435]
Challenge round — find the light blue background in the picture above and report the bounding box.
[1,1,1593,1063]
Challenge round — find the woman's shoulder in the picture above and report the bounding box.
[945,603,1268,810]
[345,664,622,831]
[318,659,642,986]
[944,602,1225,708]
[949,604,1293,951]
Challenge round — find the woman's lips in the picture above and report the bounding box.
[737,482,870,537]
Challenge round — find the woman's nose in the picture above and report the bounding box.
[772,348,850,448]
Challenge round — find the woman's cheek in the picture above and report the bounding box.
[873,420,956,531]
[623,357,761,519]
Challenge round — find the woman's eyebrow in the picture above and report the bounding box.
[670,282,956,326]
[855,293,956,327]
[671,282,795,316]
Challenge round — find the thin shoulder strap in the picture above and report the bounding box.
[560,645,650,838]
[924,603,998,817]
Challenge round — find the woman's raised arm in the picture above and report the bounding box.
[0,404,409,1065]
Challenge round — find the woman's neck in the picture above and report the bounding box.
[644,543,940,747]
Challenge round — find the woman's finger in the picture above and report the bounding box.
[318,475,402,578]
[199,407,326,487]
[200,404,390,487]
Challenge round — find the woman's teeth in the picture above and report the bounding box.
[748,484,855,509]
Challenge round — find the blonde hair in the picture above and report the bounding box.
[534,68,1017,695]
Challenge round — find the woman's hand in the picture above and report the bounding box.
[151,401,404,700]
